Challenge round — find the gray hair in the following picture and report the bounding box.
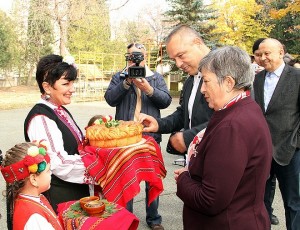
[199,46,253,90]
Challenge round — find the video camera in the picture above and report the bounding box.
[123,51,146,78]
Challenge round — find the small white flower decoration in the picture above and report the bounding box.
[63,55,77,69]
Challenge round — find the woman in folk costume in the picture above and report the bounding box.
[0,141,63,230]
[24,54,95,214]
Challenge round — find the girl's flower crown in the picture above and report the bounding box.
[0,140,51,183]
[63,55,77,69]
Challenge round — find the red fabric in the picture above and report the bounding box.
[14,195,63,230]
[1,153,50,183]
[57,201,139,230]
[80,136,166,207]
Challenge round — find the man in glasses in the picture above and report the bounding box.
[140,24,213,160]
[104,43,171,230]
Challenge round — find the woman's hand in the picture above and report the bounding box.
[174,167,188,183]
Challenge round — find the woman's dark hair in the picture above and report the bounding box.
[252,38,266,54]
[36,54,78,94]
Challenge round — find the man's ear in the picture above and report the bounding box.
[279,48,285,58]
[193,37,203,47]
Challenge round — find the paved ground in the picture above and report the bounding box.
[0,98,286,229]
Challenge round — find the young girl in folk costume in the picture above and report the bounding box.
[0,141,63,230]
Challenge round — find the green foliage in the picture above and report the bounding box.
[164,0,218,46]
[163,0,220,76]
[21,0,54,85]
[3,0,299,87]
[67,0,126,71]
[268,0,300,54]
[68,0,111,54]
[123,21,151,44]
[27,0,54,62]
[212,0,272,54]
[0,11,18,69]
[64,200,119,219]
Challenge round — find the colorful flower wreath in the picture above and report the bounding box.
[24,140,49,173]
[0,140,51,183]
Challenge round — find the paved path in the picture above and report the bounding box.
[0,99,285,229]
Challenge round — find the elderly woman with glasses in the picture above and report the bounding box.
[104,43,171,230]
[174,46,272,230]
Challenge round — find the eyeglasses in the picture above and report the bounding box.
[127,43,146,50]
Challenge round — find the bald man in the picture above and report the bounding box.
[141,24,214,155]
[253,38,300,230]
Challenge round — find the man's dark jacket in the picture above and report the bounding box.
[104,71,172,143]
[157,75,214,148]
[253,64,300,165]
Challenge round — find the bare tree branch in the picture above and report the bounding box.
[110,0,130,11]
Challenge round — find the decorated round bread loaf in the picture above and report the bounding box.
[86,117,144,148]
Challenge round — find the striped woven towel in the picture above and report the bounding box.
[57,200,139,230]
[80,136,167,207]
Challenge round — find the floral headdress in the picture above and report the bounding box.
[0,140,51,183]
[62,55,77,69]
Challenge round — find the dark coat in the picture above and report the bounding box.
[104,71,172,143]
[253,64,300,165]
[157,76,214,148]
[177,97,272,230]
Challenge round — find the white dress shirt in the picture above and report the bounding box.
[264,63,285,111]
[188,72,202,128]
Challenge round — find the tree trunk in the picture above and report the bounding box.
[26,65,35,86]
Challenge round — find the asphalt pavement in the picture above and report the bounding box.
[0,98,285,229]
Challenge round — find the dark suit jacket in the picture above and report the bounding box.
[157,75,214,148]
[253,64,300,165]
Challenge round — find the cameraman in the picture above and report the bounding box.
[104,43,171,230]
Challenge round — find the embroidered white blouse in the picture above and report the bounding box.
[26,99,94,185]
